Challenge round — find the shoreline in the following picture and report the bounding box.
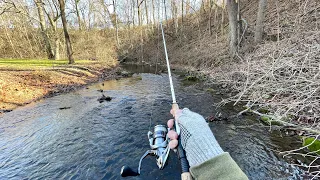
[0,63,121,115]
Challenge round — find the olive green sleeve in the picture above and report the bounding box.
[190,152,248,180]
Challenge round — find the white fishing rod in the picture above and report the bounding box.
[120,23,191,180]
[160,22,192,180]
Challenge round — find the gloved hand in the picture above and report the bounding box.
[167,108,224,167]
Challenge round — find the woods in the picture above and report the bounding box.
[0,0,271,61]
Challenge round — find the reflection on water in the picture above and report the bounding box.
[0,65,307,179]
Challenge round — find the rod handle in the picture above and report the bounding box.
[181,172,193,180]
[171,103,179,117]
[172,103,193,180]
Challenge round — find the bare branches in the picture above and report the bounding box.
[280,135,320,179]
[0,0,21,15]
[213,31,320,133]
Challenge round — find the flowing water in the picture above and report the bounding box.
[0,65,307,179]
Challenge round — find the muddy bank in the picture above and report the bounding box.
[0,65,123,114]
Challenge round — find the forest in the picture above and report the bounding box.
[0,0,319,178]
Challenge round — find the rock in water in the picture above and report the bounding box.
[59,107,71,110]
[98,94,112,103]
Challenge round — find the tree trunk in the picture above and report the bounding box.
[163,0,168,26]
[34,0,54,59]
[181,0,184,24]
[58,0,74,64]
[113,0,120,47]
[186,0,190,14]
[208,0,212,35]
[171,0,178,34]
[137,0,141,25]
[254,0,267,43]
[144,0,149,24]
[131,0,135,26]
[237,0,242,46]
[152,0,155,25]
[54,38,60,60]
[74,0,82,30]
[221,8,224,34]
[226,0,238,57]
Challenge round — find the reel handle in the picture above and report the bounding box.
[120,166,139,177]
[171,103,193,180]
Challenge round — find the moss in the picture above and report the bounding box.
[260,116,283,126]
[302,137,320,155]
[261,116,270,123]
[270,120,283,126]
[205,88,214,94]
[133,75,142,80]
[258,108,270,114]
[184,75,199,82]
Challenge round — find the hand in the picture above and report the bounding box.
[167,109,182,149]
[166,108,224,167]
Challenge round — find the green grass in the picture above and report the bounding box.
[0,59,93,70]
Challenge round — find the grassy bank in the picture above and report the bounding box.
[0,58,118,113]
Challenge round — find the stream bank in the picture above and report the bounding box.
[0,63,122,115]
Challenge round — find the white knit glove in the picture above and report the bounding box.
[168,108,224,167]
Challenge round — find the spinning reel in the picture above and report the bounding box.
[120,125,170,177]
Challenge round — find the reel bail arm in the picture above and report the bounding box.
[120,125,170,177]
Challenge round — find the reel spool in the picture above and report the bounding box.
[120,125,170,177]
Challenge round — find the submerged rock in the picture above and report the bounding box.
[98,94,112,103]
[59,107,71,110]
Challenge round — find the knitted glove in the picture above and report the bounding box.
[176,108,224,167]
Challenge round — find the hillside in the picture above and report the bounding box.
[121,0,320,133]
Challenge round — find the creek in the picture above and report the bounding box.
[0,64,306,179]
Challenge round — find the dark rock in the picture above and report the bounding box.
[97,89,103,92]
[98,94,112,103]
[206,115,216,122]
[59,107,71,110]
[121,71,134,77]
[0,110,12,113]
[102,83,104,86]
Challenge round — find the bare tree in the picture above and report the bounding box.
[34,0,54,59]
[144,0,148,24]
[44,0,61,60]
[137,0,142,25]
[163,0,168,26]
[74,0,82,30]
[254,0,267,43]
[131,0,135,26]
[171,0,178,33]
[208,0,212,35]
[113,0,120,46]
[226,0,238,57]
[186,0,190,14]
[58,0,74,64]
[152,0,155,25]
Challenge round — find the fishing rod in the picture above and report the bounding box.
[120,23,191,180]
